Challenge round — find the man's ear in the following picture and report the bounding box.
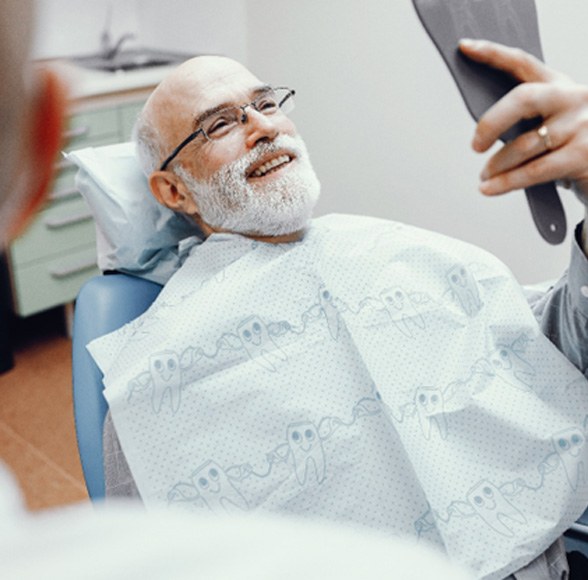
[149,170,199,215]
[8,67,67,239]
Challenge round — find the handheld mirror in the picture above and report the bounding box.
[412,0,566,244]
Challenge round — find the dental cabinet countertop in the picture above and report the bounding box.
[38,59,179,101]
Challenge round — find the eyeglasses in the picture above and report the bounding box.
[159,86,296,171]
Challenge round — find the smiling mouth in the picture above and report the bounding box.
[248,154,294,179]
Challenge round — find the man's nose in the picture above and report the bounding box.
[242,108,280,149]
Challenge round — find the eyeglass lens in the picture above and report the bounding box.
[201,88,294,140]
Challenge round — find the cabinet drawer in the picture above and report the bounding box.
[11,246,100,316]
[38,133,121,207]
[11,197,96,266]
[64,108,120,149]
[49,166,80,202]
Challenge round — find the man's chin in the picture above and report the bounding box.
[196,160,321,239]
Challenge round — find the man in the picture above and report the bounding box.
[136,59,318,244]
[93,41,588,579]
[0,1,476,579]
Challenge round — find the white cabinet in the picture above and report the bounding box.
[8,95,151,316]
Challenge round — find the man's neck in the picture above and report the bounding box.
[246,230,304,244]
[197,217,304,244]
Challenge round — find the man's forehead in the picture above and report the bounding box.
[149,56,264,133]
[173,57,262,106]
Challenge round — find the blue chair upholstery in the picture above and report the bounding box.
[72,273,162,500]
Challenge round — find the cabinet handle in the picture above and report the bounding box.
[44,210,93,229]
[49,187,79,201]
[64,125,90,140]
[49,257,97,279]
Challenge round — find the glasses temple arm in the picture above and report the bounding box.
[159,129,203,171]
[278,89,296,108]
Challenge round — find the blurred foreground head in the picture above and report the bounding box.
[0,0,66,248]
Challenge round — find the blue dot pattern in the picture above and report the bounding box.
[89,214,588,580]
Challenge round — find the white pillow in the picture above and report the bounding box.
[67,142,201,285]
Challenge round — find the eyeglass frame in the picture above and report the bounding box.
[158,86,296,171]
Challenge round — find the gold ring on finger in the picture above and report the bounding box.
[537,124,553,151]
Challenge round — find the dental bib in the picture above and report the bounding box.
[89,214,588,580]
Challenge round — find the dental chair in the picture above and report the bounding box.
[67,141,196,500]
[72,273,162,499]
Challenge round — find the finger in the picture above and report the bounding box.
[479,147,575,196]
[473,82,566,153]
[458,39,558,84]
[480,120,565,181]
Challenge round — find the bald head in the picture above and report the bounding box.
[149,57,257,129]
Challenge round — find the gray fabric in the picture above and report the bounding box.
[103,409,139,499]
[509,538,569,580]
[102,221,588,578]
[528,222,588,377]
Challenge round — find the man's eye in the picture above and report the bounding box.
[256,98,278,112]
[207,116,236,136]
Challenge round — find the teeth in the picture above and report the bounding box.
[251,155,291,178]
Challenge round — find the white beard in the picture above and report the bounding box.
[175,134,321,237]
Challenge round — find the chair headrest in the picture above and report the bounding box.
[67,142,201,285]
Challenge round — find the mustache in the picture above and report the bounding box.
[234,135,304,177]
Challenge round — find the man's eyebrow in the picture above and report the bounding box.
[191,85,272,130]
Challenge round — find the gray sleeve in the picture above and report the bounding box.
[529,222,588,377]
[103,410,141,499]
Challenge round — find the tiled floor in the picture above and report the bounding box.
[0,307,88,511]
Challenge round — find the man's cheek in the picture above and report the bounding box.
[210,143,249,173]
